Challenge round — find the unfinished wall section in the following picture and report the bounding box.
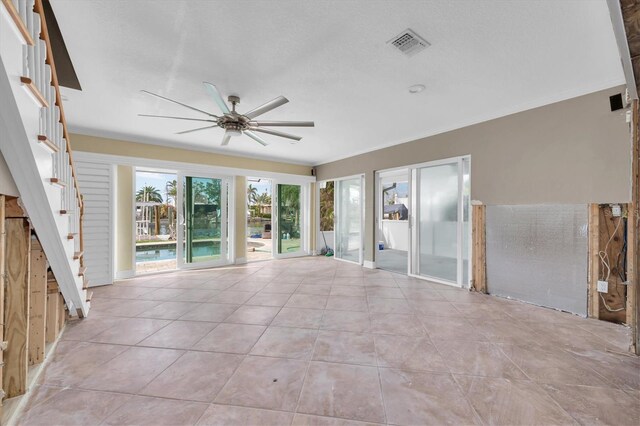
[485,205,588,316]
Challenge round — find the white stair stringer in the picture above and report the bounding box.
[0,5,88,316]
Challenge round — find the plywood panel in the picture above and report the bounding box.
[28,239,47,365]
[3,219,30,398]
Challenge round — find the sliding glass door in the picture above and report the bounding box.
[335,176,363,264]
[177,174,232,268]
[274,183,306,257]
[410,157,470,286]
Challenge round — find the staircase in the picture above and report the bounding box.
[0,0,89,317]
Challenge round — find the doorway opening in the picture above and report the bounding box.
[247,177,273,262]
[135,170,178,274]
[376,169,410,274]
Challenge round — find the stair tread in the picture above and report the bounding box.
[73,251,84,260]
[78,266,87,276]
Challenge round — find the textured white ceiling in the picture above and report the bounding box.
[52,0,624,166]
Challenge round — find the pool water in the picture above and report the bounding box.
[136,242,221,263]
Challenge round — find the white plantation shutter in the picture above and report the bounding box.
[75,161,114,286]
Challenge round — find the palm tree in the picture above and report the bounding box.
[166,180,177,205]
[136,186,163,237]
[136,186,163,203]
[247,184,258,207]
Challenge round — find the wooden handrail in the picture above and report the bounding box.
[33,0,82,210]
[32,0,84,268]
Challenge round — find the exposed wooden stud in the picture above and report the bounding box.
[45,291,59,344]
[0,196,6,414]
[629,98,639,353]
[28,239,47,365]
[73,251,83,260]
[5,197,27,218]
[57,294,65,332]
[588,203,600,318]
[37,135,59,153]
[0,0,35,46]
[3,219,31,399]
[471,204,487,293]
[19,77,49,108]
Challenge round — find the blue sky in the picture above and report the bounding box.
[136,171,176,203]
[248,178,271,197]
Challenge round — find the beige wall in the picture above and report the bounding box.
[115,165,134,274]
[70,133,312,176]
[315,86,632,262]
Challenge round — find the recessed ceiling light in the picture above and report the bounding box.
[409,84,425,94]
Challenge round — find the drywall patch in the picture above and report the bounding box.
[485,204,588,316]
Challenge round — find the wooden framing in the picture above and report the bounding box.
[598,205,627,323]
[28,239,47,366]
[588,204,601,318]
[628,99,639,353]
[0,0,35,46]
[45,280,59,343]
[3,219,30,399]
[471,204,487,293]
[4,197,26,219]
[0,196,6,410]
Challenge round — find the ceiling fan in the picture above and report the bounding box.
[139,82,314,147]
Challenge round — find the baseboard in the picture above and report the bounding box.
[363,260,376,269]
[235,257,247,265]
[115,270,135,280]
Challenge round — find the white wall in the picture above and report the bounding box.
[0,151,19,196]
[317,230,334,253]
[381,220,408,251]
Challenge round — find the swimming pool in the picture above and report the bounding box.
[136,241,221,263]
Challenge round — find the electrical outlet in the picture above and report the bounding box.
[597,280,609,293]
[611,204,622,217]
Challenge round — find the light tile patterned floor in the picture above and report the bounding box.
[19,257,639,425]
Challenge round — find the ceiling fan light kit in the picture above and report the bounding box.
[140,82,314,147]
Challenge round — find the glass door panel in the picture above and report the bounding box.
[179,175,228,267]
[416,163,460,283]
[335,177,363,264]
[276,184,302,255]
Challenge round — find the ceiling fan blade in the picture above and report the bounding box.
[203,82,231,114]
[251,120,314,127]
[249,127,302,141]
[244,130,269,146]
[139,114,216,123]
[141,90,218,118]
[221,131,232,146]
[175,124,218,135]
[244,96,289,119]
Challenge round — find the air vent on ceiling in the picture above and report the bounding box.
[387,28,430,57]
